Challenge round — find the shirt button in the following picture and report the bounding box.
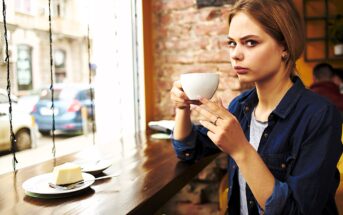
[232,164,236,169]
[281,163,286,169]
[263,133,268,138]
[249,200,254,206]
[185,152,190,157]
[244,106,250,112]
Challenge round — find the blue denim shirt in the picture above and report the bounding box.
[172,77,342,214]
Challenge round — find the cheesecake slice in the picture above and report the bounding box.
[52,162,83,185]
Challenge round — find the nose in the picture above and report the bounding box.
[230,44,244,61]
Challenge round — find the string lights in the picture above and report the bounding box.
[48,0,56,158]
[2,0,18,171]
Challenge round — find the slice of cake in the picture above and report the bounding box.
[52,162,83,185]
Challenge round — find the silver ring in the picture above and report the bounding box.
[213,116,220,126]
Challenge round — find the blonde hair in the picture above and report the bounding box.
[228,0,305,76]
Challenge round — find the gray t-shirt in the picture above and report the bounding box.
[239,111,268,214]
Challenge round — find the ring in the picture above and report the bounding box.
[213,116,220,126]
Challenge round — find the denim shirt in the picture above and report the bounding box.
[172,77,343,214]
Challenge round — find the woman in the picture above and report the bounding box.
[170,0,342,214]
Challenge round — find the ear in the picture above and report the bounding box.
[280,42,288,61]
[281,51,288,60]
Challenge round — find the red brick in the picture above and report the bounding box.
[165,52,196,64]
[170,9,197,24]
[217,63,236,76]
[193,21,229,36]
[168,64,218,77]
[159,13,171,26]
[164,24,192,38]
[206,9,222,21]
[197,49,230,63]
[164,37,208,51]
[152,1,163,12]
[213,35,230,49]
[163,0,195,10]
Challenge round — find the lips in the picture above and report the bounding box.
[234,66,249,74]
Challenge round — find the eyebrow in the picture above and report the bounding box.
[227,35,259,40]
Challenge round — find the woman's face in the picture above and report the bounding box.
[228,12,285,83]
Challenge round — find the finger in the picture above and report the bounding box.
[173,100,191,109]
[171,94,188,103]
[189,100,202,105]
[207,132,224,151]
[193,105,218,123]
[199,97,231,119]
[215,97,225,108]
[171,87,188,100]
[199,120,218,132]
[174,80,182,88]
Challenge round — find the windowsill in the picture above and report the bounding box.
[15,10,36,17]
[0,134,94,175]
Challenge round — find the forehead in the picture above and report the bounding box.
[228,12,267,39]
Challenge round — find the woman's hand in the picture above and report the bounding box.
[194,97,249,158]
[170,80,191,109]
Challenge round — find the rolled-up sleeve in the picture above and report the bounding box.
[264,105,342,214]
[264,179,290,214]
[172,126,198,161]
[172,125,220,162]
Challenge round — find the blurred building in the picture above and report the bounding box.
[0,0,90,95]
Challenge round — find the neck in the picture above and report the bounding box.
[254,70,293,121]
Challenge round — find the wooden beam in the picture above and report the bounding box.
[142,0,155,130]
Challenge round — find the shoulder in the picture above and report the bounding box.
[297,88,342,126]
[301,88,336,110]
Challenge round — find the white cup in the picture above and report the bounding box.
[180,72,219,100]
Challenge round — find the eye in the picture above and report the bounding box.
[245,40,258,47]
[227,40,236,47]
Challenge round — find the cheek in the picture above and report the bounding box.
[247,46,282,74]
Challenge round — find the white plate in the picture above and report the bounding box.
[22,172,95,195]
[75,159,113,175]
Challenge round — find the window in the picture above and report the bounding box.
[0,0,145,174]
[54,49,66,83]
[15,0,33,14]
[16,45,33,91]
[51,0,66,18]
[0,94,8,104]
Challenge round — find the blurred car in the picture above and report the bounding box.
[31,84,95,136]
[0,89,36,152]
[17,89,41,114]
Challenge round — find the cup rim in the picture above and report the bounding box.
[181,72,219,76]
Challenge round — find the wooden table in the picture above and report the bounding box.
[0,131,219,215]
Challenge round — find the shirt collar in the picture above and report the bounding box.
[239,76,305,119]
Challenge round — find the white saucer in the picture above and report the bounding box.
[22,172,95,196]
[75,159,113,175]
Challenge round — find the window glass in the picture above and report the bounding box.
[15,0,32,14]
[0,0,144,175]
[39,88,78,101]
[16,45,33,91]
[0,94,8,104]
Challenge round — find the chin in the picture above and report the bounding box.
[237,75,256,83]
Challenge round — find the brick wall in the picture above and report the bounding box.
[151,0,253,120]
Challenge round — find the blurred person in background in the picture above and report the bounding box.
[332,67,343,94]
[310,63,343,112]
